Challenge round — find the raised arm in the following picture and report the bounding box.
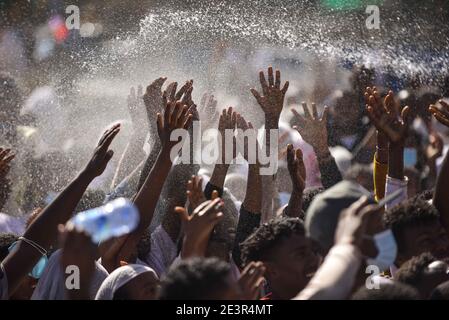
[366,90,410,210]
[116,97,193,263]
[111,85,154,188]
[3,124,120,297]
[250,67,289,221]
[430,100,449,233]
[291,102,342,189]
[284,144,306,218]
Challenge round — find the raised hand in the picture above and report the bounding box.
[236,114,258,163]
[83,123,120,178]
[143,77,167,119]
[176,198,224,258]
[287,144,306,193]
[291,102,329,155]
[127,86,145,129]
[251,67,289,123]
[238,261,266,300]
[199,93,219,126]
[366,90,410,145]
[186,175,207,213]
[218,107,238,164]
[429,100,449,127]
[334,196,379,248]
[156,100,193,149]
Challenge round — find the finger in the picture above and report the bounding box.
[259,71,268,95]
[182,114,193,130]
[439,99,449,112]
[98,124,120,146]
[286,144,294,165]
[151,77,167,91]
[302,102,312,119]
[99,126,120,151]
[296,148,306,179]
[3,153,15,164]
[187,179,193,192]
[348,196,369,216]
[281,81,289,95]
[174,206,189,222]
[291,108,306,126]
[275,70,281,89]
[250,88,263,105]
[311,103,318,120]
[176,105,189,127]
[267,67,274,87]
[176,81,190,100]
[196,176,203,191]
[321,106,329,123]
[0,148,10,160]
[137,85,143,98]
[200,93,208,110]
[156,113,163,137]
[166,82,177,102]
[231,111,237,129]
[200,198,223,217]
[211,190,219,200]
[192,199,212,213]
[433,112,449,127]
[164,101,172,127]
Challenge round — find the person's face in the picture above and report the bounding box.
[418,260,449,298]
[398,222,449,265]
[121,272,160,300]
[264,233,320,299]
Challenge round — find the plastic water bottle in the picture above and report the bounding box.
[70,198,140,243]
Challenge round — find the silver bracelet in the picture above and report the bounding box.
[18,236,47,256]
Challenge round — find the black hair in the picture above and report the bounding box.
[430,281,449,300]
[302,187,324,215]
[0,233,19,261]
[351,282,420,300]
[383,196,440,252]
[396,252,437,288]
[240,217,305,266]
[159,257,232,300]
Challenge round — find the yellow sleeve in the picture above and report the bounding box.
[373,153,388,201]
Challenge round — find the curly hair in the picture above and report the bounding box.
[396,252,437,287]
[383,196,440,251]
[159,257,232,300]
[240,217,305,266]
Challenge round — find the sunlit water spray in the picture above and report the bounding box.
[16,0,449,214]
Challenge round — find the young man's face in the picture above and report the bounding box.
[265,233,320,299]
[399,221,449,265]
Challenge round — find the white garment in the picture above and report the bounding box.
[95,264,157,300]
[385,176,408,211]
[31,249,109,300]
[295,244,362,300]
[142,225,178,277]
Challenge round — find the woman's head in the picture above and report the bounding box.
[95,264,159,300]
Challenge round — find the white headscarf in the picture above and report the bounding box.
[31,249,109,300]
[95,264,157,300]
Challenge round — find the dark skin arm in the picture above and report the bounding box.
[366,90,410,181]
[285,144,306,218]
[3,123,121,296]
[430,100,449,233]
[115,98,193,265]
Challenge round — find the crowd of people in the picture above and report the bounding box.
[1,62,449,300]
